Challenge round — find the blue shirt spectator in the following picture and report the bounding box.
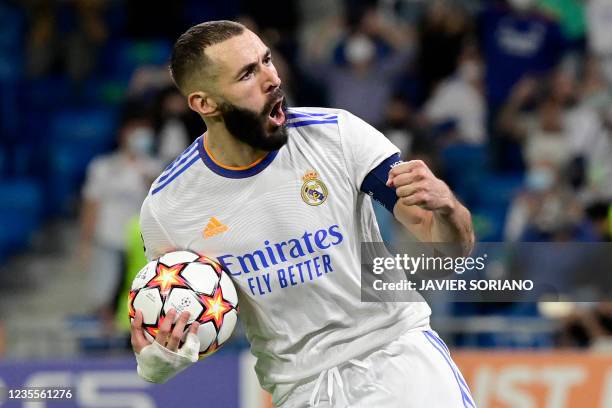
[479,3,566,108]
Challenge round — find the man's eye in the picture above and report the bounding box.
[263,56,272,64]
[241,71,254,80]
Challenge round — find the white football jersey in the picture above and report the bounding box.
[140,107,431,403]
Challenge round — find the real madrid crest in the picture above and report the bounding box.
[301,170,328,206]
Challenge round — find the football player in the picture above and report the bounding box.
[132,21,475,408]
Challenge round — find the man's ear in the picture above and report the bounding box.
[187,91,219,117]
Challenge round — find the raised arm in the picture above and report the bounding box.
[387,160,474,255]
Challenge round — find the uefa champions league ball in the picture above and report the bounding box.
[128,250,239,358]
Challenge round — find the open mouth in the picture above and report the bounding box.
[267,98,286,128]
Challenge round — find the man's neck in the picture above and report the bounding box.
[204,122,267,168]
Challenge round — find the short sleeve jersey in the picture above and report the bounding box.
[140,108,431,402]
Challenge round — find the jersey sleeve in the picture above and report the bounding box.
[139,196,176,261]
[337,110,400,191]
[360,152,402,213]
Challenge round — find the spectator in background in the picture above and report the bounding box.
[479,0,565,111]
[380,94,416,157]
[560,57,612,202]
[79,114,162,325]
[423,42,486,145]
[125,68,205,166]
[478,0,565,172]
[504,161,587,242]
[555,201,612,349]
[25,0,108,82]
[302,4,413,126]
[587,0,612,87]
[416,0,471,102]
[151,86,203,164]
[577,105,612,201]
[241,0,299,64]
[292,1,342,106]
[559,303,612,350]
[497,71,576,171]
[297,0,344,60]
[126,65,175,107]
[538,0,586,50]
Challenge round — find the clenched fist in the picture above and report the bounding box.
[386,160,455,215]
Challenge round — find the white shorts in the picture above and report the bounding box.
[277,329,475,408]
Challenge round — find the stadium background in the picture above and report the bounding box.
[1,0,612,406]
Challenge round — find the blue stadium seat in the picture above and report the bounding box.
[46,143,107,214]
[0,178,43,222]
[469,175,523,242]
[46,108,117,210]
[81,77,128,107]
[100,40,172,80]
[441,144,488,206]
[21,76,75,112]
[17,81,106,178]
[0,179,43,256]
[441,144,488,175]
[0,2,25,81]
[50,108,117,150]
[10,143,37,177]
[0,146,5,177]
[14,110,53,178]
[19,107,51,146]
[0,210,38,254]
[472,205,507,242]
[475,174,524,208]
[121,40,172,68]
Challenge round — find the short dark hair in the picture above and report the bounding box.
[170,20,245,93]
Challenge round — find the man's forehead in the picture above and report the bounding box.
[205,30,267,74]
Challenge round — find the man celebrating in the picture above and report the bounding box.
[132,20,475,408]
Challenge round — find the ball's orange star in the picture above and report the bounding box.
[199,287,232,329]
[145,326,159,339]
[128,291,137,319]
[146,313,171,340]
[149,263,186,295]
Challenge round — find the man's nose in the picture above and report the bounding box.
[263,66,281,92]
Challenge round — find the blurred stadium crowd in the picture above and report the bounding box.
[1,0,612,356]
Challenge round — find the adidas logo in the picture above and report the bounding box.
[203,217,229,238]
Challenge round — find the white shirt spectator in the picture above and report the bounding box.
[588,0,612,85]
[83,153,161,249]
[424,73,485,144]
[587,0,612,56]
[157,118,190,164]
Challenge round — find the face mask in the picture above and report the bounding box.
[508,0,535,11]
[345,34,375,65]
[126,128,154,156]
[526,168,555,191]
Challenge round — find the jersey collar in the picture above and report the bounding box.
[198,134,279,179]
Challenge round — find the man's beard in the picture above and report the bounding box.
[218,90,288,152]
